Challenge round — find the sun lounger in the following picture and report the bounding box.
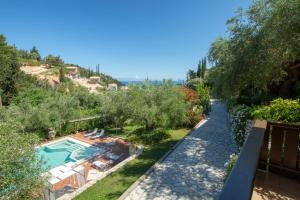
[92,160,110,171]
[57,170,76,180]
[89,129,105,139]
[84,128,98,137]
[48,176,61,185]
[49,166,66,178]
[105,152,123,161]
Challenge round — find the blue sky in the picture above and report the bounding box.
[0,0,251,80]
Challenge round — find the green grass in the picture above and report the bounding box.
[74,128,189,200]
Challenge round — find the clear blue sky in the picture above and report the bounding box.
[0,0,251,80]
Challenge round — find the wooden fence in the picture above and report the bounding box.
[219,120,300,200]
[259,121,300,178]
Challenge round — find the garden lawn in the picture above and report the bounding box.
[74,128,189,200]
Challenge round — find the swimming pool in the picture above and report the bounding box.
[37,138,105,170]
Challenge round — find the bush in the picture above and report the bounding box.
[187,105,203,128]
[252,98,300,123]
[196,83,211,114]
[224,154,238,181]
[19,58,41,66]
[230,105,252,147]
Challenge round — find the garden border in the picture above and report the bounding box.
[118,119,207,200]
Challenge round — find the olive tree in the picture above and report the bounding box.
[0,123,46,200]
[130,81,190,130]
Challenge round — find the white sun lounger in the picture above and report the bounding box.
[84,128,98,137]
[57,170,76,180]
[64,162,76,168]
[49,166,66,178]
[48,176,61,185]
[89,129,105,139]
[105,152,123,161]
[92,160,110,171]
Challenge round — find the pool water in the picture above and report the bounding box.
[37,138,104,170]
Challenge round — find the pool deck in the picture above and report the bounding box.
[43,132,131,198]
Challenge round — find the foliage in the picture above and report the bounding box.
[0,123,46,200]
[44,54,64,67]
[187,105,203,128]
[99,90,133,129]
[12,88,51,106]
[178,87,199,105]
[1,90,81,137]
[187,57,207,82]
[197,57,207,78]
[17,47,41,63]
[18,58,41,66]
[59,65,65,82]
[130,81,190,130]
[178,87,203,127]
[70,87,102,109]
[230,105,252,147]
[224,154,238,181]
[187,69,197,81]
[185,77,203,90]
[29,46,41,61]
[252,98,300,123]
[208,0,300,103]
[195,82,211,114]
[0,35,20,105]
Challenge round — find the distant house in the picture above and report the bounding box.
[66,66,80,79]
[107,83,118,91]
[88,76,101,84]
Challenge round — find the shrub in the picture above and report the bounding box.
[252,98,300,123]
[224,154,238,181]
[187,105,203,128]
[195,83,211,114]
[230,105,252,147]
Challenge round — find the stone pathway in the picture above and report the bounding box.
[123,100,238,200]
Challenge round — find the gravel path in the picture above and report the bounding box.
[123,100,238,200]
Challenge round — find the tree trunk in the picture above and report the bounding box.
[0,95,2,110]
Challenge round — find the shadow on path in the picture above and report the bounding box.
[125,100,238,200]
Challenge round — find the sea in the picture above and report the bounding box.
[120,80,185,86]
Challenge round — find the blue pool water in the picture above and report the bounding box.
[37,139,103,170]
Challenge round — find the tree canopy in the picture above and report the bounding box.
[0,35,20,105]
[0,123,46,200]
[207,0,300,104]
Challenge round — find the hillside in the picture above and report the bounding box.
[17,46,122,89]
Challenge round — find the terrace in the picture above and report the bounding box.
[219,120,300,200]
[42,132,133,200]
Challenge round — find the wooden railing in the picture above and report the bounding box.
[259,121,300,178]
[219,120,300,200]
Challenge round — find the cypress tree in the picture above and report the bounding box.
[197,60,202,78]
[201,57,206,78]
[59,65,65,82]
